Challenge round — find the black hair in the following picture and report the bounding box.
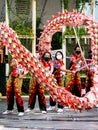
[74,43,83,51]
[74,44,79,50]
[42,51,52,59]
[55,51,64,60]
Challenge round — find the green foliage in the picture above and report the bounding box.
[20,39,32,52]
[62,0,88,12]
[36,17,43,44]
[52,32,62,50]
[76,0,86,12]
[36,17,42,28]
[63,26,74,36]
[15,24,32,35]
[77,27,88,36]
[61,0,69,9]
[64,26,88,37]
[11,20,33,35]
[7,0,33,35]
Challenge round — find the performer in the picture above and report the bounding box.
[66,45,84,97]
[3,59,25,116]
[47,51,70,113]
[25,51,53,114]
[85,50,94,93]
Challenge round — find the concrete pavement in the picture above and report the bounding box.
[0,96,98,130]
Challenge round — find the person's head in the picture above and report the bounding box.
[10,58,18,67]
[42,52,52,62]
[74,45,81,55]
[55,51,63,60]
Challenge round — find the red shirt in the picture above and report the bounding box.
[42,60,53,72]
[86,59,94,74]
[11,66,18,77]
[70,54,82,71]
[54,59,64,77]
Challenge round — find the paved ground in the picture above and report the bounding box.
[0,96,98,130]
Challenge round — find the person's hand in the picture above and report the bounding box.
[66,69,72,73]
[71,70,76,73]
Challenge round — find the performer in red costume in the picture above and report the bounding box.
[47,51,70,113]
[85,50,94,93]
[66,45,84,97]
[25,52,53,114]
[3,59,24,116]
